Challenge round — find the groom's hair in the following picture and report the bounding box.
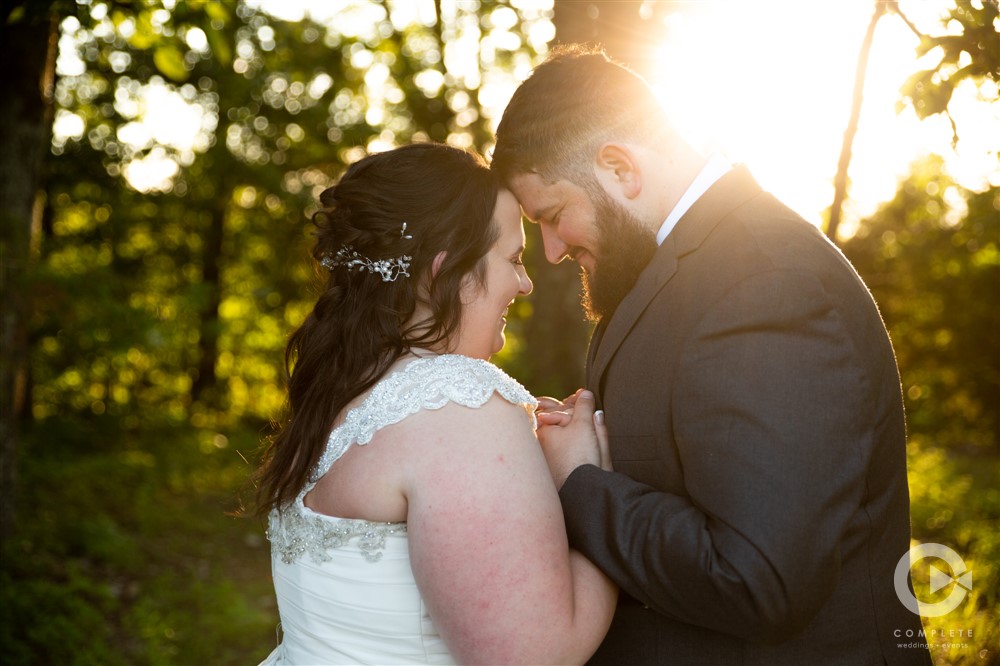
[491,44,671,187]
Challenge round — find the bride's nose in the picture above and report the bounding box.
[518,269,533,296]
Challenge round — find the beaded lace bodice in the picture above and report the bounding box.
[267,354,537,565]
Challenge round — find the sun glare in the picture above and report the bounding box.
[648,0,998,233]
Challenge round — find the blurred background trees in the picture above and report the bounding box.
[0,0,996,663]
[843,159,998,455]
[841,162,999,663]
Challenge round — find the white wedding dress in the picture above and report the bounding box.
[260,354,537,665]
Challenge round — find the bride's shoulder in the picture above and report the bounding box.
[367,354,538,454]
[385,361,539,459]
[387,353,537,411]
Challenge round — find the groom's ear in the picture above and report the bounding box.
[594,143,642,200]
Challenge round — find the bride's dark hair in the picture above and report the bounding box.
[255,143,500,516]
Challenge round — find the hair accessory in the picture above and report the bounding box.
[400,222,413,240]
[321,246,411,282]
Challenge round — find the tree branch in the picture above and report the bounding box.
[888,2,925,40]
[826,0,887,243]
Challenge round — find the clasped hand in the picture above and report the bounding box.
[534,389,612,490]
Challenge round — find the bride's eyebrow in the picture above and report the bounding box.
[504,241,525,261]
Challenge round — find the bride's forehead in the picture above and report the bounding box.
[493,190,522,220]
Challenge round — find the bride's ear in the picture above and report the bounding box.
[594,143,642,200]
[431,251,448,279]
[415,252,447,302]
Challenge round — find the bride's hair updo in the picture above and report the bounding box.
[256,143,500,515]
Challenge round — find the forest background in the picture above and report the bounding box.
[0,1,997,664]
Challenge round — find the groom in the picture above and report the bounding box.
[492,46,930,665]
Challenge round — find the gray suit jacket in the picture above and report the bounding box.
[560,166,930,664]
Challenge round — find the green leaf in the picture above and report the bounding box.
[6,5,25,24]
[205,23,232,67]
[204,2,230,25]
[899,69,930,105]
[153,44,189,82]
[129,11,158,51]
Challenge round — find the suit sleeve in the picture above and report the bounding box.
[559,269,873,643]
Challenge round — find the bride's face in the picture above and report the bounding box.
[453,189,532,360]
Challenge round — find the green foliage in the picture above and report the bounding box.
[0,569,125,666]
[905,439,999,663]
[843,157,999,453]
[1,417,276,664]
[39,0,551,426]
[844,160,999,664]
[896,0,1000,145]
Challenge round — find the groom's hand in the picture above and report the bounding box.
[536,390,609,489]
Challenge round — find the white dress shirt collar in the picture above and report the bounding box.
[655,154,733,246]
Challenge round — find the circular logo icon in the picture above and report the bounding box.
[894,542,972,617]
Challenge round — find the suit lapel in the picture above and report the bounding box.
[587,165,763,387]
[585,319,606,389]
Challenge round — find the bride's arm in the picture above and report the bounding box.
[401,396,617,665]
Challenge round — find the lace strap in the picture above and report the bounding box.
[309,355,537,483]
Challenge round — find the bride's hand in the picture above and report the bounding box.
[535,390,612,488]
[534,391,580,416]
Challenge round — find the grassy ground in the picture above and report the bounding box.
[0,417,278,665]
[906,439,1000,665]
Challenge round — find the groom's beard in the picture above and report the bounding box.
[580,189,658,322]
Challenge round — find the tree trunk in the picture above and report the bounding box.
[827,1,886,243]
[190,204,225,405]
[552,0,668,77]
[0,10,59,538]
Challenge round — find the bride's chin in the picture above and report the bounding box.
[492,333,506,357]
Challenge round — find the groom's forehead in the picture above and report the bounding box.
[509,174,565,221]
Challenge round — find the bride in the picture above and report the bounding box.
[255,142,617,664]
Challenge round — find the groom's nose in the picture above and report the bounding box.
[540,223,570,264]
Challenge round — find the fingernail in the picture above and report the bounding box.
[594,410,604,425]
[580,390,593,400]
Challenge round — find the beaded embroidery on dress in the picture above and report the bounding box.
[261,354,537,665]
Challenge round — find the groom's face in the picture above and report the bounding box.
[508,172,601,271]
[509,172,657,321]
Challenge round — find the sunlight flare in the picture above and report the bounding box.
[646,0,998,230]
